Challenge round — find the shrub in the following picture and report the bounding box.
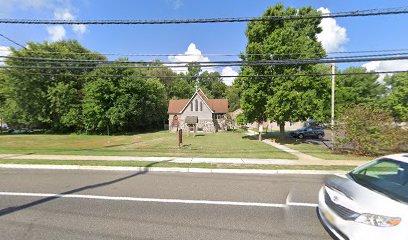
[236,113,248,128]
[334,104,407,156]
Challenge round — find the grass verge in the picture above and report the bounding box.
[0,159,355,171]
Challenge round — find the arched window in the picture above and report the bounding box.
[190,102,193,111]
[200,101,203,111]
[195,99,198,111]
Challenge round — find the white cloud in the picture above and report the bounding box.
[54,8,75,20]
[168,43,212,74]
[317,7,348,52]
[47,25,66,42]
[363,60,408,82]
[53,8,87,36]
[73,24,87,35]
[0,0,50,12]
[221,67,238,86]
[166,0,183,10]
[0,46,11,66]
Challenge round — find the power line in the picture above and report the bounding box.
[0,33,25,48]
[2,54,408,69]
[4,70,407,80]
[3,52,408,64]
[0,6,408,25]
[1,45,408,58]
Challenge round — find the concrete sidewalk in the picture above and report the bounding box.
[0,154,368,166]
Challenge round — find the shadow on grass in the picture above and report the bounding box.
[0,160,172,217]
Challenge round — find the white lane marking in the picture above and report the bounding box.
[0,192,317,208]
[287,202,318,208]
[0,192,286,208]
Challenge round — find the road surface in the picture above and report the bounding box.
[0,169,332,240]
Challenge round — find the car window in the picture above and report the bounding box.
[350,158,408,203]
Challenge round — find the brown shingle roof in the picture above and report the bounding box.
[197,89,209,101]
[207,99,228,113]
[167,89,229,114]
[168,99,189,113]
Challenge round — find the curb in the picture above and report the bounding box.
[0,164,347,175]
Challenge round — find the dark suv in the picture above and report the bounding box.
[290,126,325,139]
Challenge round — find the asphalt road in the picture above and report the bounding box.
[0,169,332,240]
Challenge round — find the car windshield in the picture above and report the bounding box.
[349,158,408,203]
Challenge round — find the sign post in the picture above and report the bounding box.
[178,129,183,148]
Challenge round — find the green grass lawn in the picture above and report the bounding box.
[286,143,372,160]
[0,159,355,171]
[0,131,296,159]
[268,135,372,161]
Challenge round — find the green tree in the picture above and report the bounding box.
[382,72,408,121]
[186,62,201,85]
[226,84,241,112]
[146,60,177,100]
[336,67,385,112]
[82,62,167,134]
[240,4,329,132]
[171,78,195,99]
[3,40,105,131]
[211,81,227,98]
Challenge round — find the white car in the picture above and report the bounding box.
[318,153,408,240]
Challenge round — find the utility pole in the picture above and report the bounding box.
[331,63,336,147]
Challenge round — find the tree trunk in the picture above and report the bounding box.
[278,121,285,136]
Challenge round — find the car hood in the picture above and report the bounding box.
[325,174,408,217]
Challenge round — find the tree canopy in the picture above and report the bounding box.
[335,66,385,112]
[0,41,168,134]
[382,72,408,121]
[239,4,329,132]
[2,40,106,131]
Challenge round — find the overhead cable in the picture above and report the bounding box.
[0,33,25,48]
[1,46,408,58]
[2,52,408,65]
[4,70,407,80]
[2,54,408,69]
[0,6,408,25]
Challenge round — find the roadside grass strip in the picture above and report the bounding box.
[0,159,356,171]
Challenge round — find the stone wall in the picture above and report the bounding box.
[169,119,219,133]
[168,116,231,133]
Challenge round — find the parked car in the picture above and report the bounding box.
[10,129,34,134]
[317,153,408,240]
[290,126,324,139]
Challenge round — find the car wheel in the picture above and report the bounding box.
[318,134,323,139]
[298,134,304,139]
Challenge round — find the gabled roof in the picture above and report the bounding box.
[207,99,228,113]
[167,88,229,114]
[168,99,189,114]
[197,89,209,101]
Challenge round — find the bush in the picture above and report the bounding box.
[334,105,407,156]
[236,113,247,127]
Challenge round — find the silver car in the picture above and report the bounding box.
[318,153,408,240]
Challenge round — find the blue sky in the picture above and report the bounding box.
[0,0,408,84]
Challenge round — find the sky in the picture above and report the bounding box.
[0,0,408,85]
